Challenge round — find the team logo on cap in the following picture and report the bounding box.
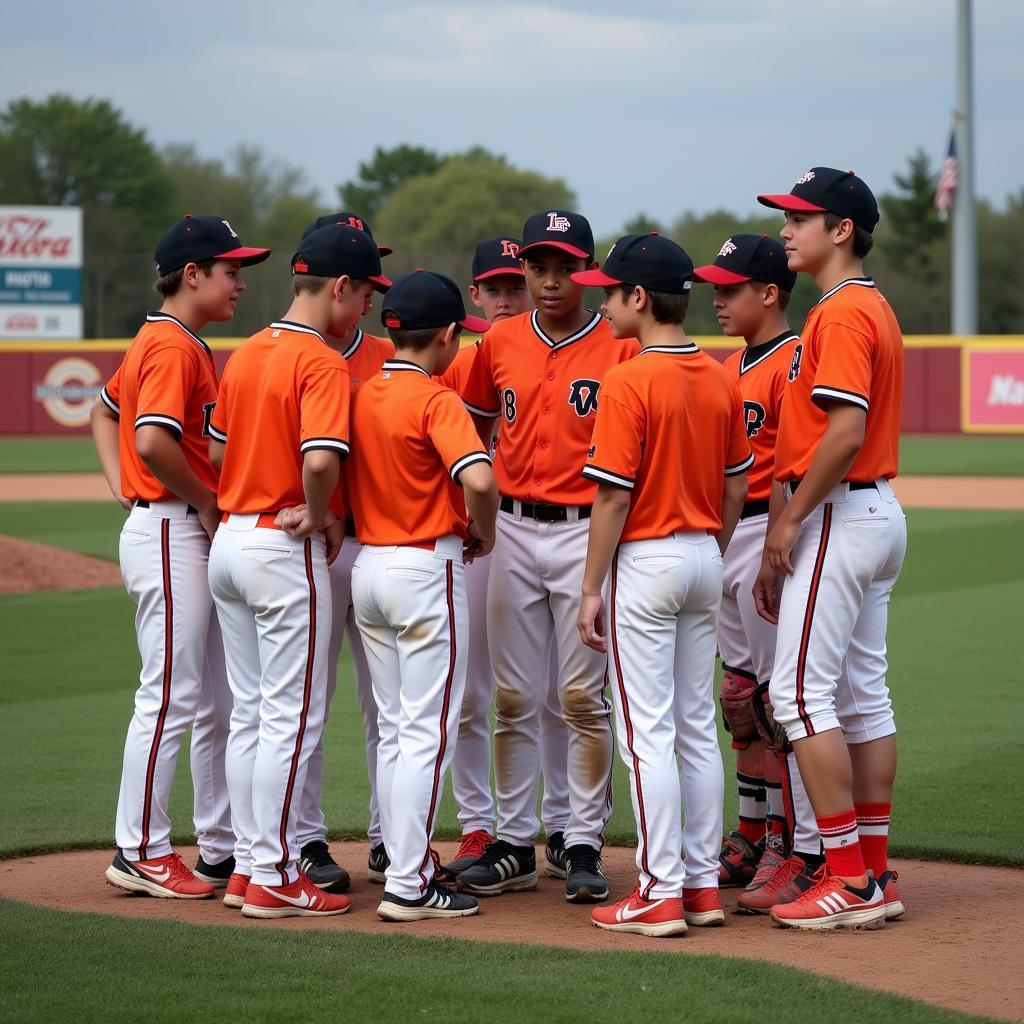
[718,239,738,257]
[222,219,238,237]
[605,242,616,259]
[795,170,815,185]
[547,212,571,233]
[501,239,520,257]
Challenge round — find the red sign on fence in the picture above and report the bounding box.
[961,344,1024,433]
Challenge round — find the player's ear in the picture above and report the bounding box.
[763,283,779,308]
[442,322,458,347]
[333,274,352,300]
[587,258,599,271]
[468,284,483,310]
[181,262,201,289]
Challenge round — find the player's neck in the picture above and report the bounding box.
[638,322,693,351]
[744,315,791,348]
[813,253,867,295]
[279,296,331,337]
[534,304,593,343]
[323,324,358,354]
[158,297,209,336]
[393,346,440,375]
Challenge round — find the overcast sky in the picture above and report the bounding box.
[5,1,1021,234]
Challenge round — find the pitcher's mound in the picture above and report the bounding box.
[0,535,121,593]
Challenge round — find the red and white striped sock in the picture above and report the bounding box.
[817,808,866,881]
[855,802,891,878]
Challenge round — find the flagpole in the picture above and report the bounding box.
[952,0,977,334]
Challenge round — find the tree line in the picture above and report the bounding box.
[1,94,1021,338]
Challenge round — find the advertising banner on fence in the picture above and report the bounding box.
[961,343,1024,434]
[0,206,84,340]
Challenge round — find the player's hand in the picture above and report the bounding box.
[115,493,132,511]
[324,518,344,566]
[762,512,798,576]
[276,505,332,540]
[465,520,494,562]
[753,558,782,624]
[198,497,220,542]
[275,505,306,531]
[577,592,607,654]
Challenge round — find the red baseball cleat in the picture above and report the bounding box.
[591,887,688,937]
[737,853,818,914]
[717,831,761,887]
[770,866,886,931]
[877,869,905,920]
[438,829,495,882]
[682,886,725,926]
[223,871,251,909]
[241,874,351,919]
[105,850,214,899]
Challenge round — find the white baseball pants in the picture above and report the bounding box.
[351,537,468,900]
[114,500,233,863]
[608,532,724,898]
[489,511,613,851]
[770,481,907,744]
[209,517,331,887]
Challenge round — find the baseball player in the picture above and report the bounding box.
[438,237,572,881]
[290,212,395,892]
[207,223,390,919]
[91,215,269,899]
[346,270,498,921]
[692,234,823,914]
[459,210,638,903]
[752,168,907,930]
[574,233,751,936]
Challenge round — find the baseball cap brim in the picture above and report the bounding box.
[692,264,751,285]
[459,313,492,334]
[377,245,394,257]
[216,246,272,267]
[473,266,525,282]
[369,274,393,292]
[518,240,591,260]
[571,269,622,287]
[756,193,827,213]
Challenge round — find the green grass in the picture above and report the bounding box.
[0,500,125,561]
[0,435,100,473]
[0,902,995,1024]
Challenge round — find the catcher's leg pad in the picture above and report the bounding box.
[720,668,760,750]
[752,681,792,754]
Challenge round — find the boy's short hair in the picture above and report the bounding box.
[292,274,333,297]
[155,258,215,298]
[824,212,874,258]
[616,283,690,326]
[388,325,463,352]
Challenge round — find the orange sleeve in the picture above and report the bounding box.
[134,344,198,441]
[725,379,754,476]
[581,375,644,491]
[462,335,500,417]
[298,352,350,459]
[811,323,873,413]
[101,362,123,415]
[425,389,491,482]
[208,360,230,442]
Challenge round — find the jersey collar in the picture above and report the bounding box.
[530,309,603,351]
[270,320,326,343]
[382,358,429,377]
[145,311,212,357]
[641,343,700,356]
[343,328,364,360]
[815,277,876,306]
[739,331,799,375]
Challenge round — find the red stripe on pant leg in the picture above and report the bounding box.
[417,559,457,890]
[609,553,658,899]
[779,751,796,854]
[140,518,174,860]
[794,504,832,737]
[276,538,317,886]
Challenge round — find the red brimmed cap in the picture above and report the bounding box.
[381,270,490,333]
[154,215,271,276]
[572,233,693,294]
[693,234,796,291]
[291,224,391,291]
[472,237,525,281]
[757,167,879,232]
[517,209,594,260]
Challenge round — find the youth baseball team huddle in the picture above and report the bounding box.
[91,164,907,936]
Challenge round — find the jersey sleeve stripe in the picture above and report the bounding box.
[450,450,490,482]
[207,423,227,443]
[135,414,183,439]
[725,452,756,477]
[100,386,119,415]
[811,385,869,411]
[300,437,350,457]
[464,400,500,418]
[582,464,635,490]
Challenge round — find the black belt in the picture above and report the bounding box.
[500,496,592,522]
[739,499,770,520]
[344,517,357,538]
[135,499,197,514]
[788,480,875,494]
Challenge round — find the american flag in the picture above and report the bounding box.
[935,131,958,221]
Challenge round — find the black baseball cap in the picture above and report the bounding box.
[572,233,693,294]
[758,167,880,232]
[154,215,270,277]
[381,270,491,333]
[518,210,594,260]
[291,224,392,290]
[472,237,525,281]
[302,210,393,256]
[693,234,797,292]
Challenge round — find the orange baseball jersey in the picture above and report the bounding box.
[100,312,219,502]
[774,279,903,482]
[461,310,639,504]
[210,320,350,513]
[722,331,799,502]
[437,340,481,394]
[347,359,490,546]
[582,345,752,541]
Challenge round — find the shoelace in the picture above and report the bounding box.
[454,830,493,861]
[303,843,334,868]
[763,855,806,889]
[160,852,198,883]
[566,846,601,874]
[791,864,840,905]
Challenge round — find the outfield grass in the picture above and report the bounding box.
[0,902,996,1024]
[0,433,1021,476]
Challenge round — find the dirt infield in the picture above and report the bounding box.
[0,534,122,592]
[1,842,1019,1021]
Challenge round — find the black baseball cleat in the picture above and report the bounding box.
[564,844,609,902]
[377,880,480,921]
[457,840,538,896]
[193,854,236,888]
[367,843,389,884]
[299,841,351,893]
[544,830,568,879]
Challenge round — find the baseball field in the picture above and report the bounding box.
[0,434,1021,1023]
